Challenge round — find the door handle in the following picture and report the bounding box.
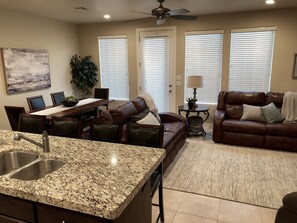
[169,84,172,87]
[169,90,172,93]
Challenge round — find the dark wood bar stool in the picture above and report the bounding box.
[89,119,122,143]
[18,114,46,134]
[51,117,82,139]
[127,123,165,223]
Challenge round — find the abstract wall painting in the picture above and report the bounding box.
[1,48,51,94]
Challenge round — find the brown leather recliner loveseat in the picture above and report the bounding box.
[99,97,188,171]
[213,91,297,151]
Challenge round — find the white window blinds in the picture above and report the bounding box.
[185,31,223,104]
[98,36,129,100]
[142,36,169,112]
[228,28,275,92]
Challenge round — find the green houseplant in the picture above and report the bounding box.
[70,55,98,98]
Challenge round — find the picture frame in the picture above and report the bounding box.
[292,53,297,79]
[1,48,51,94]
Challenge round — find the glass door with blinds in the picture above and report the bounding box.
[138,29,176,112]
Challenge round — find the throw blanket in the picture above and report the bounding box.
[137,92,161,122]
[281,91,297,124]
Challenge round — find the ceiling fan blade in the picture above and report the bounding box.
[171,15,198,20]
[167,8,190,16]
[132,10,152,15]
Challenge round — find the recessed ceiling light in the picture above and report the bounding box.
[266,0,275,5]
[104,14,111,19]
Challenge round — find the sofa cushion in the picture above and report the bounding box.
[266,92,284,108]
[261,102,285,123]
[266,123,297,137]
[223,119,266,135]
[241,104,266,122]
[226,91,266,105]
[137,112,160,125]
[225,92,266,120]
[163,122,187,135]
[109,102,138,123]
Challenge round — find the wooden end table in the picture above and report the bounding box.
[178,104,209,137]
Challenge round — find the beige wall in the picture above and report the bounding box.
[0,9,80,130]
[1,8,296,130]
[78,8,297,112]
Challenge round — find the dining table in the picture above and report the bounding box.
[30,98,113,118]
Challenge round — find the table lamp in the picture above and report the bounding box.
[187,75,203,100]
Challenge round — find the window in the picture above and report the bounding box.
[185,31,224,104]
[98,36,129,100]
[228,27,276,92]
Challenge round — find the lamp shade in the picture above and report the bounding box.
[187,76,203,88]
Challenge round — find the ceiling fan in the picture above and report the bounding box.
[133,0,198,25]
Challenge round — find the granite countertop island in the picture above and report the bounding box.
[0,129,166,220]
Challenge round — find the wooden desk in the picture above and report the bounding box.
[30,98,113,118]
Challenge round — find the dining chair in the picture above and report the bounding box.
[89,118,122,143]
[50,117,82,139]
[26,95,46,111]
[94,88,110,112]
[50,91,65,106]
[18,114,46,134]
[127,123,165,223]
[4,106,26,131]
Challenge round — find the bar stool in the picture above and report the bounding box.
[18,114,46,134]
[89,118,122,143]
[51,117,82,139]
[127,123,165,223]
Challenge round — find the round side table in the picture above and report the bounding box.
[178,104,209,137]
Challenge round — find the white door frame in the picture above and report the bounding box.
[136,26,176,112]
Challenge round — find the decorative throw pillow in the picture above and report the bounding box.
[241,104,266,122]
[261,102,285,123]
[136,112,160,126]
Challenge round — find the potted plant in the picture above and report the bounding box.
[70,55,98,98]
[186,97,197,109]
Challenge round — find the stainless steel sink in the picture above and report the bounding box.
[0,151,39,176]
[10,159,66,181]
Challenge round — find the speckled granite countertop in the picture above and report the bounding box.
[0,130,165,220]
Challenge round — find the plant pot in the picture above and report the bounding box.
[188,102,194,109]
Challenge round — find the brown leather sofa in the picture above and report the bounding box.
[99,97,188,171]
[213,91,297,151]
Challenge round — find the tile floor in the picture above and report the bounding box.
[152,188,277,223]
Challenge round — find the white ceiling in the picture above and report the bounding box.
[0,0,297,24]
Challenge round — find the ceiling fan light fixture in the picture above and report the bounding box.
[157,18,166,25]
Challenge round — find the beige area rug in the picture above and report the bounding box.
[163,130,297,209]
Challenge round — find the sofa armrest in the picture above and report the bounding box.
[159,112,186,123]
[212,110,226,143]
